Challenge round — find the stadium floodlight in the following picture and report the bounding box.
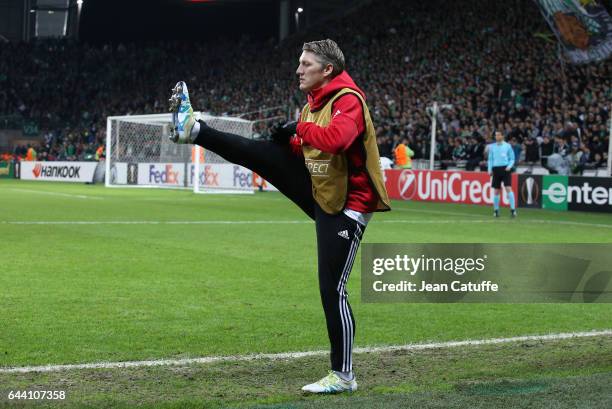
[426,102,453,170]
[105,113,255,194]
[297,7,303,13]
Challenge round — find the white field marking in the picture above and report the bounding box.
[139,196,287,202]
[1,329,610,374]
[8,188,103,200]
[5,187,608,226]
[391,206,484,218]
[525,219,612,229]
[391,206,612,226]
[5,185,604,222]
[382,218,612,229]
[1,218,612,229]
[0,219,502,226]
[0,220,313,225]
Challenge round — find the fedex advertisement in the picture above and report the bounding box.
[188,164,254,189]
[137,163,254,188]
[118,162,278,190]
[189,164,277,191]
[138,163,185,186]
[385,169,518,206]
[253,172,278,192]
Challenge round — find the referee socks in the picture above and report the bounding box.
[508,191,516,210]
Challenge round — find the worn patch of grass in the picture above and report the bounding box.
[0,335,610,408]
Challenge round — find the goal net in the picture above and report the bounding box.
[105,113,255,194]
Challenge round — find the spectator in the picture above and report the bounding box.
[452,137,466,161]
[25,145,36,161]
[465,136,484,171]
[509,137,522,167]
[554,136,569,157]
[0,0,609,168]
[524,136,540,163]
[593,152,607,168]
[540,135,554,166]
[393,137,414,169]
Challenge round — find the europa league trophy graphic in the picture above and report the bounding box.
[525,176,535,205]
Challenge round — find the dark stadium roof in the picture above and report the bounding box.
[76,0,370,42]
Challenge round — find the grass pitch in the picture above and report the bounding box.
[1,179,611,408]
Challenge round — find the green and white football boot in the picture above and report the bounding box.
[168,81,197,143]
[301,371,358,394]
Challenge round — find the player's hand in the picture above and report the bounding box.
[270,121,298,144]
[488,171,492,176]
[505,166,511,171]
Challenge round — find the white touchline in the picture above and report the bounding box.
[0,220,313,225]
[525,219,612,229]
[1,219,612,228]
[138,196,287,202]
[392,207,484,218]
[1,329,610,374]
[8,188,103,200]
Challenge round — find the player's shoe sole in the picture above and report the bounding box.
[168,81,196,144]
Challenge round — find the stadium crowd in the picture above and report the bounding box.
[0,0,610,174]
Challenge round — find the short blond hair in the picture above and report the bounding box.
[302,39,345,77]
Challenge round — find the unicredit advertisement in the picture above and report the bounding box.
[385,169,518,207]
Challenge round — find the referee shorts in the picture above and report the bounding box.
[491,166,511,189]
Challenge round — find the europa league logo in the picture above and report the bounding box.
[521,176,539,206]
[525,177,535,205]
[127,163,138,185]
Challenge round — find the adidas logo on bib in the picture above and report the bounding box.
[338,230,350,240]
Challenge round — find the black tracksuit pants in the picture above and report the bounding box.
[194,121,364,372]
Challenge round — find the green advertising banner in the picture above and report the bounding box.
[22,121,39,136]
[0,161,14,178]
[361,244,612,303]
[542,175,568,211]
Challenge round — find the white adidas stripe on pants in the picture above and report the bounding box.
[337,223,362,372]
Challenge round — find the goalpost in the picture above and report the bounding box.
[105,113,255,194]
